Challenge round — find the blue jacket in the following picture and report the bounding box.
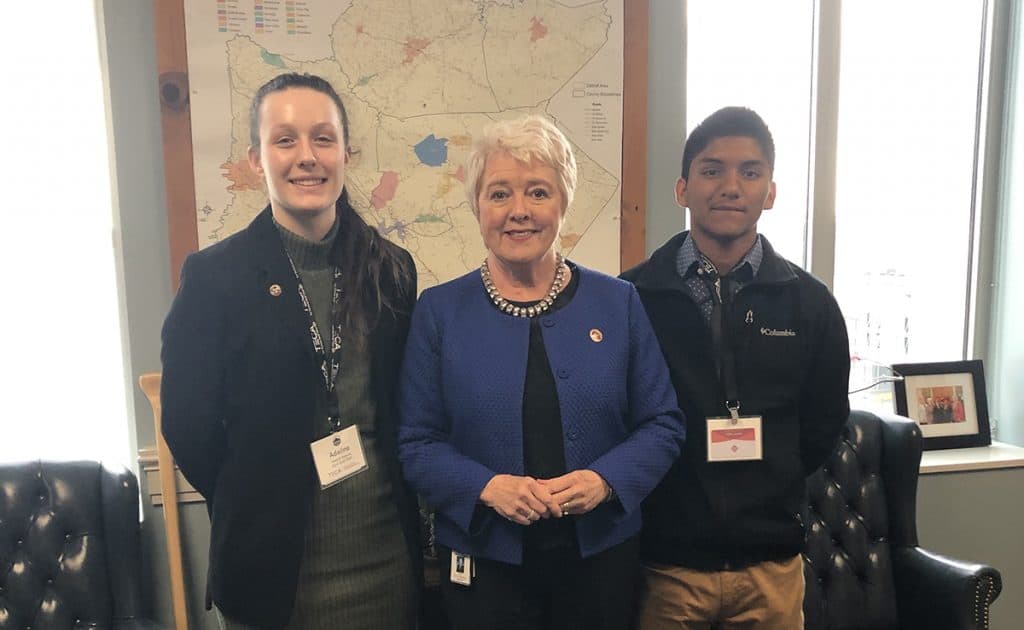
[398,264,685,565]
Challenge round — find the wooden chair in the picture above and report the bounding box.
[139,372,188,630]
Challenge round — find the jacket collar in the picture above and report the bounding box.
[242,205,393,365]
[245,206,346,273]
[243,207,316,359]
[243,206,289,275]
[622,230,797,292]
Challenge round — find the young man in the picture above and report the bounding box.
[621,107,850,628]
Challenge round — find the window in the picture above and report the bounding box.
[0,4,130,465]
[685,0,816,265]
[834,0,988,411]
[684,1,992,415]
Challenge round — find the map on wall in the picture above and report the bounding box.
[184,0,624,287]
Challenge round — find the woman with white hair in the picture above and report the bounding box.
[398,114,686,629]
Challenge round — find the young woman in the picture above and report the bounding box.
[161,73,420,629]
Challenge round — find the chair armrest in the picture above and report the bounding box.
[892,546,1002,630]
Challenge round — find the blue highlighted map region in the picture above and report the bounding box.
[414,134,449,166]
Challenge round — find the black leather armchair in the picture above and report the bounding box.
[0,460,163,629]
[804,410,1003,629]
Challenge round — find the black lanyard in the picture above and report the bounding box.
[704,258,742,423]
[285,256,344,431]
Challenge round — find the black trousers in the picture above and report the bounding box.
[438,537,640,630]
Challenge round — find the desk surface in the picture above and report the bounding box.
[920,441,1024,474]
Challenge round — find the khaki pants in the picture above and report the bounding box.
[637,555,805,630]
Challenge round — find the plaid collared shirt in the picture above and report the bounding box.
[675,234,764,327]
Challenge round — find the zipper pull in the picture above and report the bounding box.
[745,309,753,324]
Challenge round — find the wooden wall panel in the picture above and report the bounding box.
[154,0,197,292]
[621,0,649,270]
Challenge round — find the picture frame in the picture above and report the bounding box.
[892,360,991,450]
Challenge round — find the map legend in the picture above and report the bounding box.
[255,0,279,32]
[215,0,309,35]
[585,102,610,143]
[572,81,621,144]
[287,1,311,35]
[216,0,245,33]
[217,0,245,33]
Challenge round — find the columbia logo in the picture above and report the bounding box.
[761,327,796,337]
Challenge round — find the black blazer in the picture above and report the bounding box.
[160,207,420,628]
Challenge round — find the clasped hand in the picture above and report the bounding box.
[480,470,609,526]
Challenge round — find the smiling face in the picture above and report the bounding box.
[676,135,776,248]
[476,150,565,273]
[247,87,347,236]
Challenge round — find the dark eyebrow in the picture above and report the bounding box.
[269,122,337,134]
[697,157,767,169]
[310,122,339,133]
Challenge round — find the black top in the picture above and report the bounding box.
[503,265,580,552]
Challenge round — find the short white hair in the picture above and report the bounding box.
[464,114,578,217]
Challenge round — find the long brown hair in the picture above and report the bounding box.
[251,72,414,332]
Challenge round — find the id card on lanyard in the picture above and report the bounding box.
[705,267,764,462]
[311,425,368,488]
[707,411,763,462]
[284,256,369,488]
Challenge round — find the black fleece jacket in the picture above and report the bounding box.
[621,232,850,570]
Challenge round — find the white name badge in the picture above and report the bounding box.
[706,416,763,462]
[310,424,368,489]
[450,550,472,586]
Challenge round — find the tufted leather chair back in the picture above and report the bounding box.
[803,410,1003,630]
[803,410,922,630]
[0,460,146,629]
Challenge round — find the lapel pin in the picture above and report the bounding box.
[589,328,603,343]
[269,283,283,297]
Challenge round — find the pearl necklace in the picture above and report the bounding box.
[480,253,567,318]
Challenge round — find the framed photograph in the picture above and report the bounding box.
[892,360,991,450]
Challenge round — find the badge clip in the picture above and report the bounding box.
[450,550,472,586]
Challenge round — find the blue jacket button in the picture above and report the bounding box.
[557,368,569,379]
[542,318,555,327]
[567,431,578,440]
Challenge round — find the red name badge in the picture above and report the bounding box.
[706,417,763,461]
[710,428,756,443]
